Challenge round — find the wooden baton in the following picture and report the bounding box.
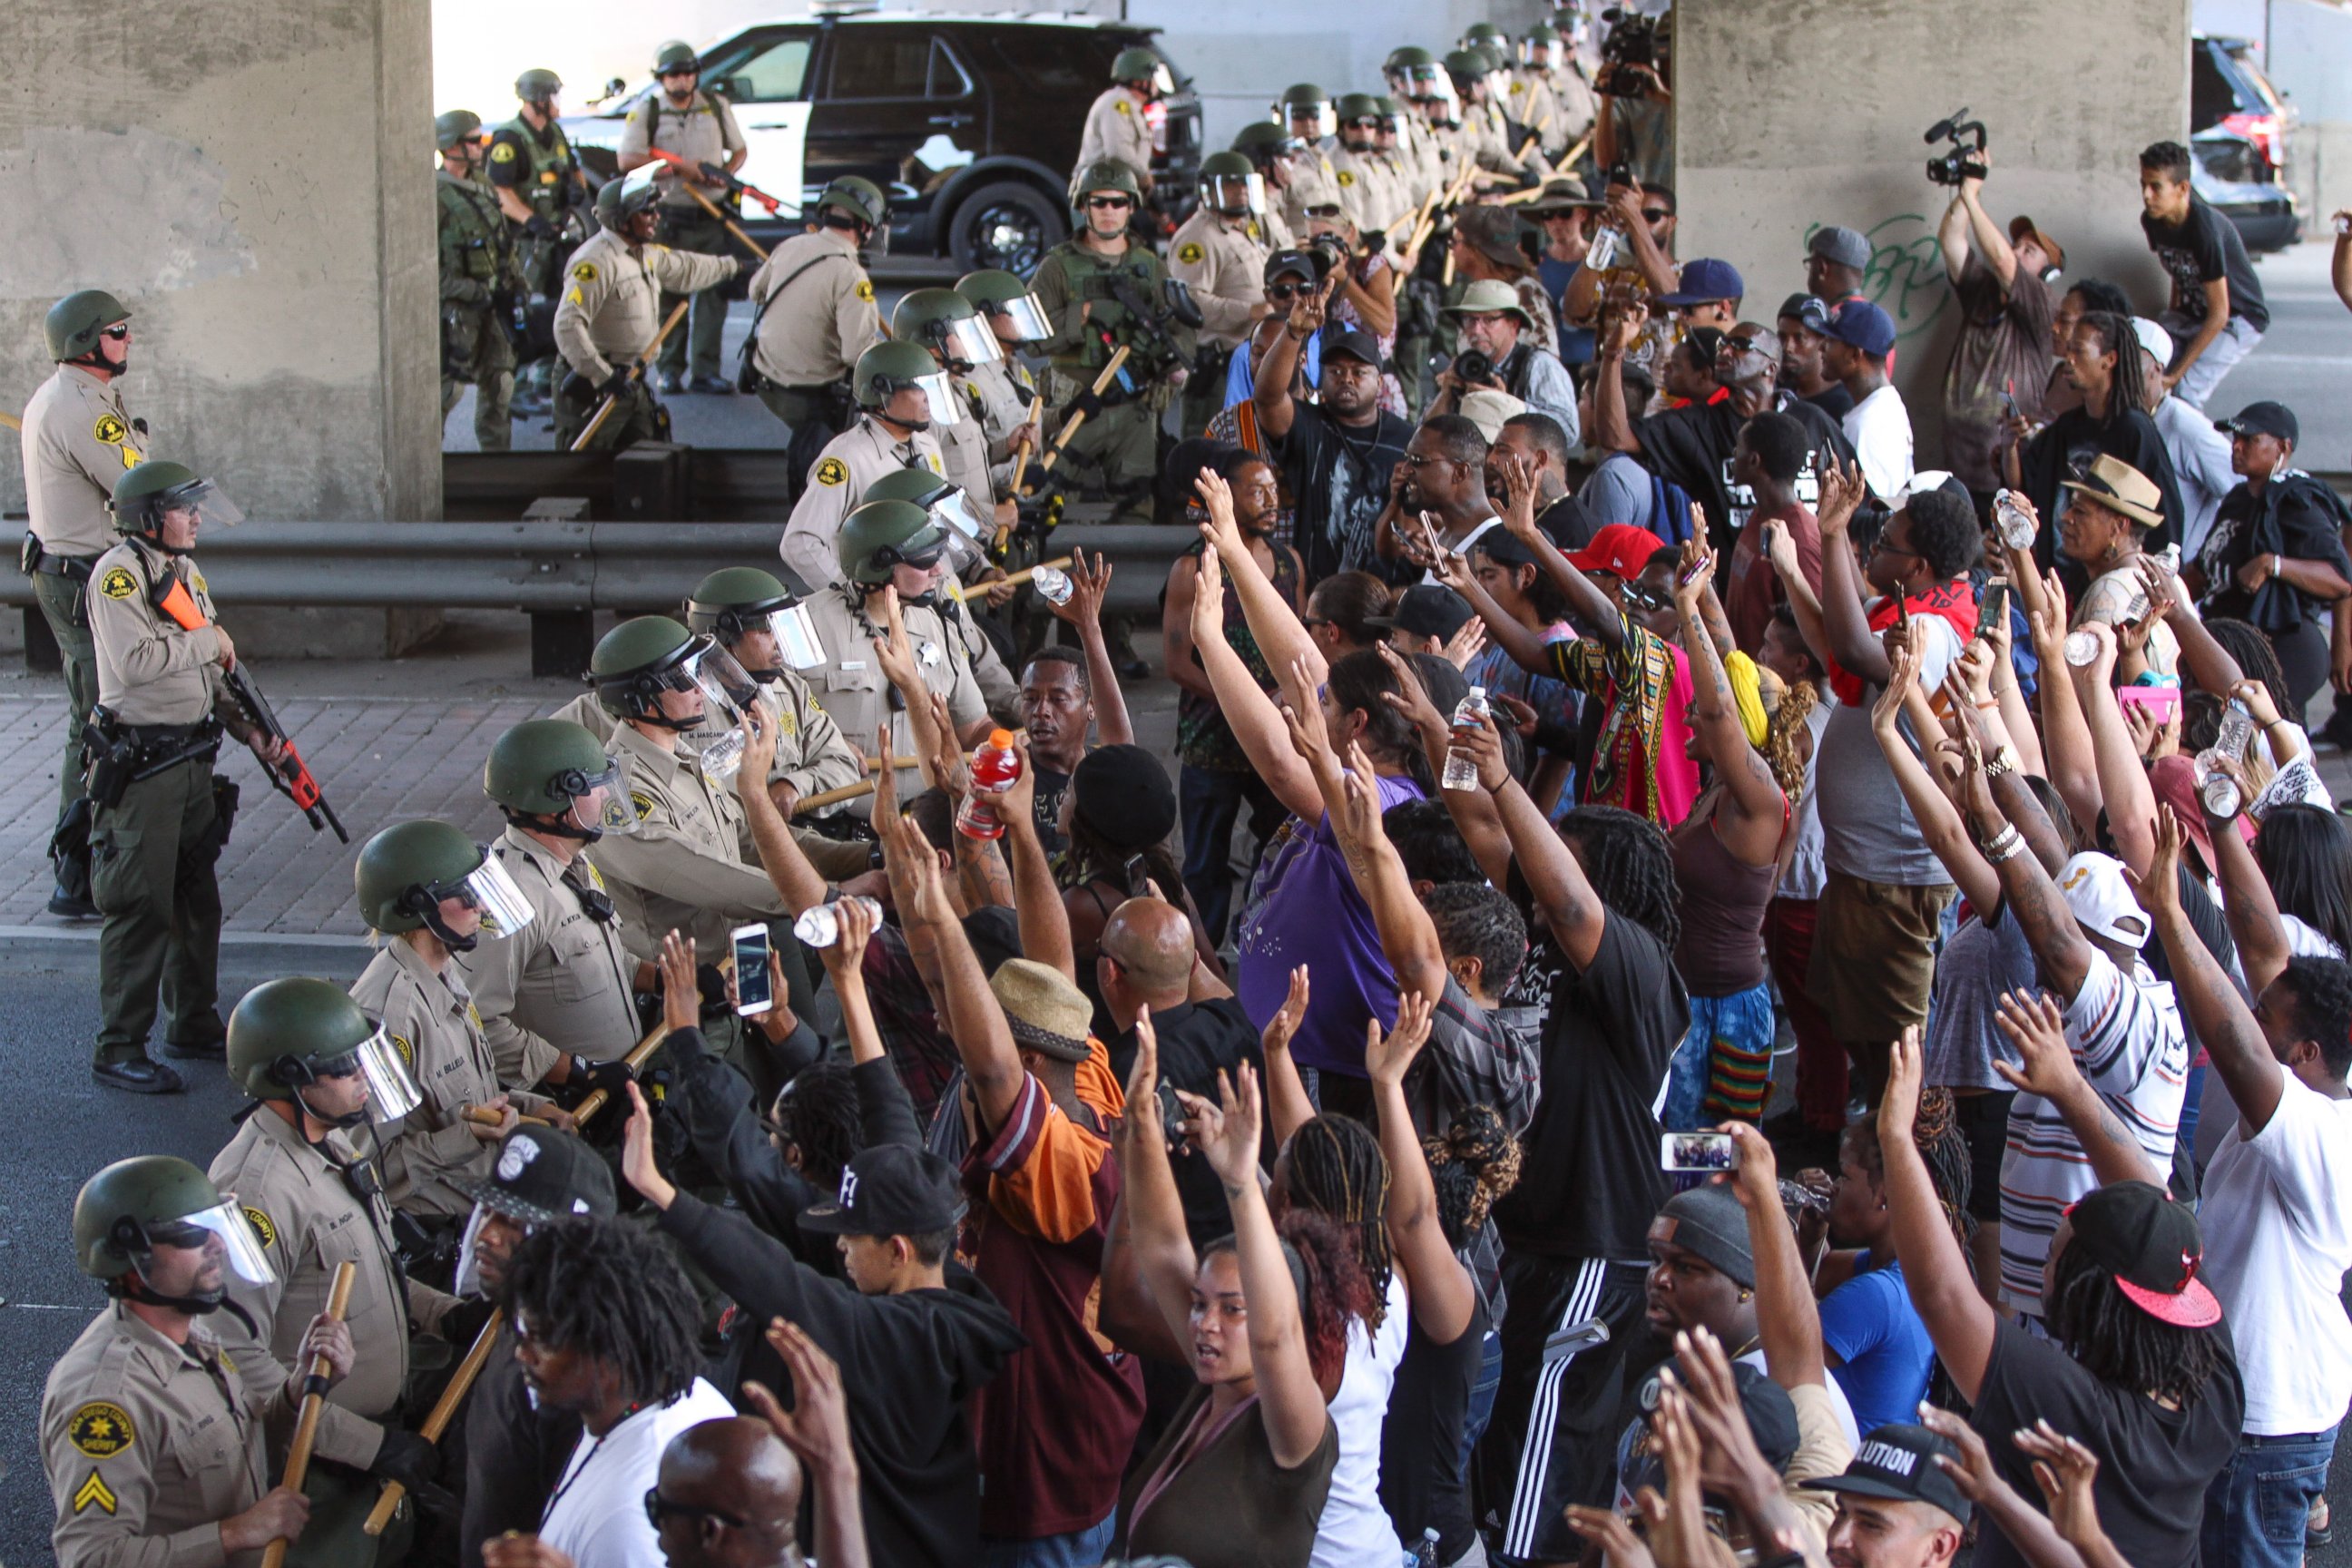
[569,300,691,453]
[680,179,770,262]
[360,1304,503,1535]
[792,778,877,815]
[260,1259,358,1568]
[946,556,1073,602]
[1035,347,1132,475]
[1003,394,1045,517]
[461,1105,550,1130]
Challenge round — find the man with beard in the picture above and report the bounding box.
[1020,561,1135,852]
[1372,414,1504,580]
[1251,280,1412,583]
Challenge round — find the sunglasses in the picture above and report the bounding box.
[644,1489,747,1533]
[1621,583,1670,612]
[1085,195,1134,210]
[1266,282,1307,300]
[103,324,132,340]
[1641,209,1671,224]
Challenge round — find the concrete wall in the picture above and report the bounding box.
[0,0,439,533]
[1673,0,2189,464]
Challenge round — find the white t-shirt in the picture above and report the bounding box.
[1998,949,2188,1316]
[1737,1348,1861,1448]
[541,1377,737,1568]
[2202,1076,2352,1435]
[1841,384,1915,503]
[1311,1271,1408,1568]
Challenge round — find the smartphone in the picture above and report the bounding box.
[1661,1131,1738,1172]
[1542,1318,1612,1365]
[731,923,774,1016]
[2000,376,2021,420]
[1981,580,2009,628]
[2117,684,2182,722]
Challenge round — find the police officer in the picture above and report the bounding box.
[794,500,990,808]
[953,269,1048,500]
[1449,46,1535,181]
[211,979,452,1541]
[44,1156,357,1568]
[859,467,1021,718]
[350,820,569,1229]
[1169,152,1276,435]
[436,111,523,453]
[551,616,799,958]
[683,568,866,815]
[1230,122,1304,251]
[1383,46,1458,199]
[1030,160,1195,533]
[83,462,280,1095]
[553,168,741,451]
[1073,46,1167,200]
[1328,94,1403,238]
[744,177,887,496]
[486,69,591,412]
[617,40,749,395]
[1274,84,1346,238]
[779,339,959,593]
[22,289,146,920]
[1518,21,1594,156]
[892,288,1009,530]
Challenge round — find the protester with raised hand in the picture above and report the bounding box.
[1915,1406,2096,1568]
[742,1318,870,1568]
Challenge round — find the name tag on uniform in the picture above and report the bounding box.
[840,660,867,671]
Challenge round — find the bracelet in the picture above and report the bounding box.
[1984,745,2021,779]
[1974,699,2001,710]
[1984,831,2028,865]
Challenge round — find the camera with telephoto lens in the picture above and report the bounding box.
[1925,108,1989,186]
[1451,348,1495,388]
[1596,7,1661,97]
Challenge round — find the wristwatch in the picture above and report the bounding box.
[1984,745,2021,780]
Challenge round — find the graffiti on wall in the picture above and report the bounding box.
[1804,216,1949,340]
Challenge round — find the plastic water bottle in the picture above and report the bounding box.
[699,726,747,781]
[1031,566,1075,606]
[1410,1527,1442,1568]
[792,897,885,949]
[1992,488,2038,553]
[1584,219,1623,272]
[955,729,1023,838]
[1442,686,1490,792]
[2197,700,2256,817]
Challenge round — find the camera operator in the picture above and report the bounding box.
[1563,174,1680,378]
[1935,146,2061,513]
[1592,8,1673,190]
[1302,208,1402,419]
[1433,279,1577,444]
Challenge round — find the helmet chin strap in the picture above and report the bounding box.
[420,904,483,954]
[504,807,601,844]
[294,1080,370,1132]
[116,1269,262,1338]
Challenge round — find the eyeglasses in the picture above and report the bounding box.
[103,325,132,340]
[1869,537,1923,561]
[1720,338,1772,362]
[1085,195,1134,211]
[1641,209,1672,224]
[644,1489,748,1533]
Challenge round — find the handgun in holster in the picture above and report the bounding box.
[81,707,139,810]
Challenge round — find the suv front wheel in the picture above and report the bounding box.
[947,180,1065,276]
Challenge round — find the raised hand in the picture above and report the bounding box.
[1441,613,1488,671]
[1123,1004,1164,1153]
[1185,1062,1266,1192]
[1990,990,2085,1101]
[1882,1024,1925,1146]
[1815,456,1865,533]
[1192,466,1244,557]
[1671,538,1712,614]
[1495,449,1543,543]
[1052,547,1112,630]
[619,1082,676,1210]
[1363,990,1434,1091]
[1260,967,1310,1059]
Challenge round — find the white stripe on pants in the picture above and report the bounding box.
[1504,1257,1608,1556]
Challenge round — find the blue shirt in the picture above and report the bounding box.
[1820,1254,1936,1439]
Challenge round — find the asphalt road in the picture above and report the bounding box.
[2203,235,2352,472]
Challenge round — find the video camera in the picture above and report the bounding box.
[1596,7,1662,97]
[1925,108,1988,186]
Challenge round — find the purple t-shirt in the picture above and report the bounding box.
[1235,771,1426,1076]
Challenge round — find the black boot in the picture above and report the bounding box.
[93,1059,186,1095]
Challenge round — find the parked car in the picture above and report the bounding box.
[2193,130,2302,254]
[563,7,1200,275]
[2191,33,2295,185]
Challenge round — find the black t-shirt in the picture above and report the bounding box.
[1536,493,1602,554]
[1269,401,1414,586]
[1031,761,1073,856]
[1492,906,1688,1260]
[1971,1319,2242,1568]
[1802,382,1857,422]
[1110,997,1264,1248]
[1632,390,1857,558]
[2141,192,2269,332]
[2199,475,2352,630]
[2017,406,2186,555]
[1379,1292,1490,1561]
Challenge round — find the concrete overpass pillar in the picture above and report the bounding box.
[0,0,441,652]
[1671,0,2189,456]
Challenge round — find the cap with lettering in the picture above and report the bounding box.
[447,1125,616,1227]
[1804,1422,1973,1525]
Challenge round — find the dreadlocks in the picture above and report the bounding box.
[2045,1240,2231,1410]
[2078,310,2149,424]
[772,1060,862,1192]
[504,1218,703,1409]
[1844,1093,1975,1262]
[1425,1102,1523,1250]
[1560,805,1681,953]
[1283,1113,1392,1329]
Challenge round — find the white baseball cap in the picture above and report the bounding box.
[2131,316,2173,369]
[2058,852,2150,949]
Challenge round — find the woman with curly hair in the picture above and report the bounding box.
[1106,1025,1374,1568]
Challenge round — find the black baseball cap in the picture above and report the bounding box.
[1474,495,1599,567]
[2217,400,2298,446]
[799,1143,968,1238]
[1804,1423,1974,1526]
[447,1125,616,1226]
[1623,1359,1799,1495]
[1320,326,1382,368]
[1365,583,1475,642]
[2063,1180,2222,1328]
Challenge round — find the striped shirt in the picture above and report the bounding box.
[1997,951,2189,1316]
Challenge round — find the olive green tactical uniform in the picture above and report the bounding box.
[1029,238,1192,521]
[436,169,522,450]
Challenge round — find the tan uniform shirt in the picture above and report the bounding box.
[86,539,230,725]
[24,366,145,557]
[1504,71,1565,159]
[558,704,791,959]
[779,416,951,593]
[1326,145,1392,234]
[1280,147,1344,239]
[1169,210,1269,349]
[456,826,642,1086]
[554,228,740,385]
[957,357,1040,495]
[795,586,985,809]
[1544,63,1600,148]
[210,1110,455,1467]
[937,402,997,511]
[1395,114,1445,205]
[42,1305,320,1568]
[748,228,880,388]
[352,939,553,1220]
[1073,86,1154,191]
[617,90,746,208]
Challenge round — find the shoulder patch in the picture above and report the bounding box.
[855,279,876,303]
[69,1403,135,1459]
[1176,240,1204,265]
[93,413,128,446]
[570,260,598,283]
[1114,98,1132,116]
[776,705,798,737]
[466,1002,484,1032]
[584,859,606,891]
[98,566,138,601]
[631,790,656,822]
[813,456,848,488]
[73,1470,117,1516]
[387,1033,415,1068]
[490,142,518,163]
[240,1205,277,1250]
[1336,169,1356,187]
[924,453,944,475]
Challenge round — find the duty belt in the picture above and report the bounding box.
[34,552,99,581]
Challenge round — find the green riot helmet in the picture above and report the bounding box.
[1461,21,1505,50]
[1334,93,1384,147]
[485,718,635,840]
[815,176,888,233]
[955,268,1053,343]
[891,287,1004,372]
[226,977,424,1127]
[1071,158,1143,231]
[1522,22,1563,67]
[354,818,534,953]
[590,615,762,749]
[653,40,700,77]
[595,166,662,233]
[1277,83,1336,141]
[45,289,131,364]
[73,1156,277,1306]
[853,339,958,429]
[110,460,241,551]
[685,567,824,677]
[514,68,563,108]
[1197,151,1266,218]
[435,110,485,153]
[1372,95,1406,129]
[862,466,988,550]
[838,498,950,588]
[1444,49,1490,98]
[1110,44,1175,100]
[1230,121,1305,174]
[1387,46,1454,108]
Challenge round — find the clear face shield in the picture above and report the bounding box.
[422,852,539,940]
[144,1200,279,1288]
[1151,63,1176,98]
[1285,102,1337,142]
[932,314,1003,369]
[988,293,1054,342]
[1522,38,1559,69]
[1202,171,1268,216]
[316,1024,429,1125]
[901,368,962,426]
[674,639,765,779]
[146,478,244,547]
[925,485,989,543]
[558,754,640,838]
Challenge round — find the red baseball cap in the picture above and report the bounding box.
[1564,522,1668,578]
[2063,1181,2223,1328]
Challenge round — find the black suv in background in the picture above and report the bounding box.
[564,9,1200,274]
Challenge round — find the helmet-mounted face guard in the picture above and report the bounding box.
[665,640,767,780]
[927,314,1003,371]
[410,850,537,946]
[135,476,244,539]
[1281,100,1338,140]
[876,367,961,427]
[122,1199,279,1289]
[548,753,639,838]
[1202,171,1268,216]
[982,292,1054,342]
[313,1024,428,1125]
